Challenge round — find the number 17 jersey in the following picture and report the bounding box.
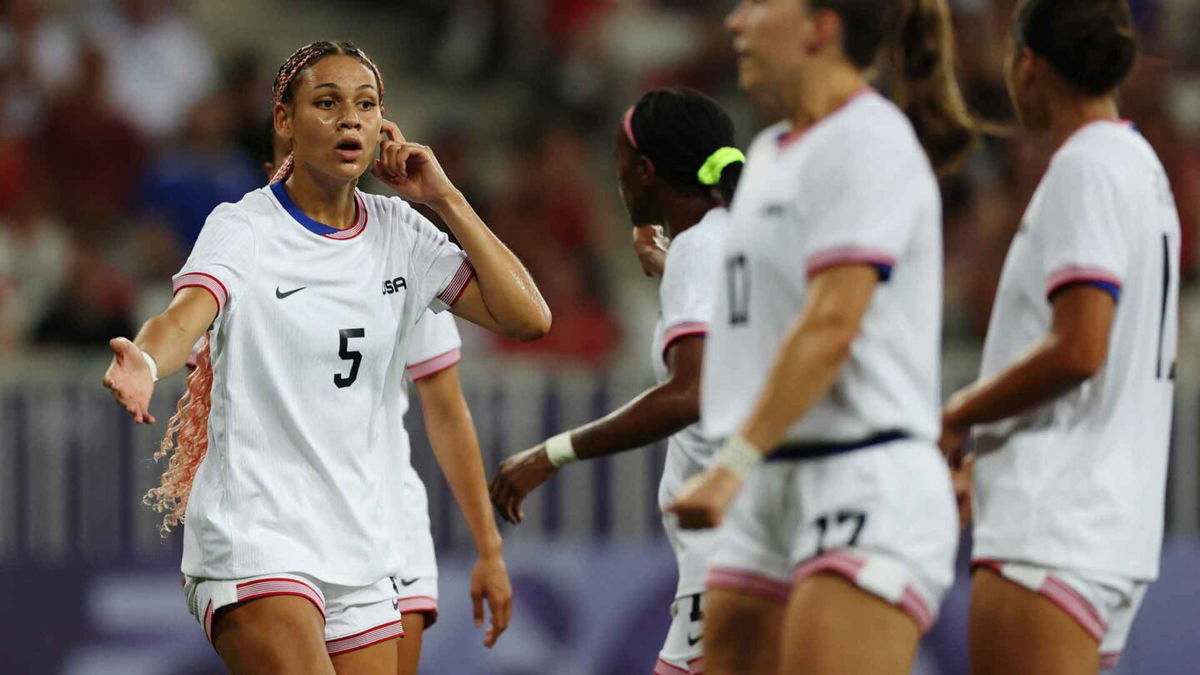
[172,183,473,586]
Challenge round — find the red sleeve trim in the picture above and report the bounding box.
[436,259,475,308]
[407,348,462,381]
[661,321,708,362]
[173,272,229,315]
[805,246,897,281]
[1045,266,1122,298]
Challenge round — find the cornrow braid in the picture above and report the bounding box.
[269,40,384,184]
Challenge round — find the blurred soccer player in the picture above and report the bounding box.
[665,0,975,673]
[102,41,548,674]
[490,87,743,675]
[940,2,1179,673]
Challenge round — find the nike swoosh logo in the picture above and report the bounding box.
[399,578,419,587]
[686,633,703,647]
[275,286,307,299]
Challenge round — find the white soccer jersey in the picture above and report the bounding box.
[396,310,463,581]
[651,207,726,505]
[173,182,474,586]
[972,121,1180,581]
[701,91,942,448]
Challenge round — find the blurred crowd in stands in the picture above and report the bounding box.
[1,0,1197,365]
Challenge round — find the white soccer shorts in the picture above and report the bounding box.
[707,438,958,632]
[974,559,1148,670]
[184,572,405,656]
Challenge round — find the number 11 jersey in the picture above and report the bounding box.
[172,183,473,586]
[972,121,1180,581]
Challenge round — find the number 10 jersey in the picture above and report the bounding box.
[171,183,472,586]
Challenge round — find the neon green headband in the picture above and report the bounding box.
[697,146,745,186]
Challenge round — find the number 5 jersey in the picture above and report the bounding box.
[172,182,472,586]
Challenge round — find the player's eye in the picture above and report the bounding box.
[358,100,377,111]
[314,99,335,109]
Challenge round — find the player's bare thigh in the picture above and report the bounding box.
[212,595,334,675]
[394,612,427,674]
[969,566,1099,675]
[780,573,919,675]
[704,588,784,675]
[331,635,400,675]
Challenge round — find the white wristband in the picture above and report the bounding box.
[141,349,159,383]
[716,435,763,478]
[545,432,578,467]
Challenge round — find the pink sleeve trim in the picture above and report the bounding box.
[173,272,229,315]
[436,259,475,308]
[1045,266,1123,296]
[661,321,708,361]
[805,246,897,280]
[407,348,462,381]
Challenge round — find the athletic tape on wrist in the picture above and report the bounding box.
[545,432,578,467]
[716,435,763,478]
[141,349,159,383]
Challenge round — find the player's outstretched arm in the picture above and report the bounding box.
[415,364,512,648]
[668,265,879,529]
[373,121,550,342]
[939,284,1115,458]
[102,288,218,424]
[489,337,704,524]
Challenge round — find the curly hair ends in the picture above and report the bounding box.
[144,337,213,536]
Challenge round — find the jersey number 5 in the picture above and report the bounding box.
[335,328,365,388]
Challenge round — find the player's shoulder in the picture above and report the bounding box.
[357,191,441,239]
[814,92,925,172]
[666,208,727,269]
[204,187,271,230]
[1051,122,1151,183]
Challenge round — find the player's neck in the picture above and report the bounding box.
[283,167,359,230]
[1047,95,1120,151]
[788,63,866,131]
[660,192,717,239]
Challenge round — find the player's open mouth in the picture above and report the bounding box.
[335,139,363,161]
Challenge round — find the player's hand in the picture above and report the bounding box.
[102,337,157,424]
[666,466,743,530]
[470,551,513,648]
[632,225,668,277]
[372,121,458,206]
[951,454,974,529]
[938,420,969,467]
[489,446,558,524]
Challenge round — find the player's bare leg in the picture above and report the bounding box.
[212,595,333,675]
[779,574,919,675]
[331,637,400,675]
[969,566,1099,675]
[703,588,783,675]
[394,612,426,674]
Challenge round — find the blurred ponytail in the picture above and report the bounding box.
[144,337,213,535]
[891,0,977,175]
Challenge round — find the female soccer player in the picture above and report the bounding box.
[260,124,512,671]
[666,1,974,673]
[102,41,548,674]
[940,2,1178,673]
[489,87,743,675]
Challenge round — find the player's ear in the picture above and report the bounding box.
[274,102,294,142]
[638,155,656,186]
